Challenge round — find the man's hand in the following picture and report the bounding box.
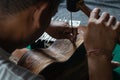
[84,8,120,80]
[10,48,29,64]
[84,8,120,56]
[46,21,77,41]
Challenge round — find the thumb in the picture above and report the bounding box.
[111,61,120,69]
[77,26,87,32]
[77,26,87,37]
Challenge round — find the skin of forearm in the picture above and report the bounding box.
[87,53,112,80]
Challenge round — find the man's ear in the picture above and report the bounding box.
[33,2,49,28]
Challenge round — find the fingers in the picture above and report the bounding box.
[106,16,116,27]
[98,12,110,22]
[90,8,116,26]
[91,8,118,29]
[10,48,29,63]
[114,21,120,31]
[90,8,100,19]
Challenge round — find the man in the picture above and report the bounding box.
[0,0,81,80]
[0,0,69,80]
[0,0,61,53]
[0,0,119,80]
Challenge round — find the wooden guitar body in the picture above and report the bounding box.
[15,27,89,80]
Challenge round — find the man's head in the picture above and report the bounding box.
[0,0,61,52]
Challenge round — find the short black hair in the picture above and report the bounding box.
[0,0,48,15]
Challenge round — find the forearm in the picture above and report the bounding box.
[87,51,112,80]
